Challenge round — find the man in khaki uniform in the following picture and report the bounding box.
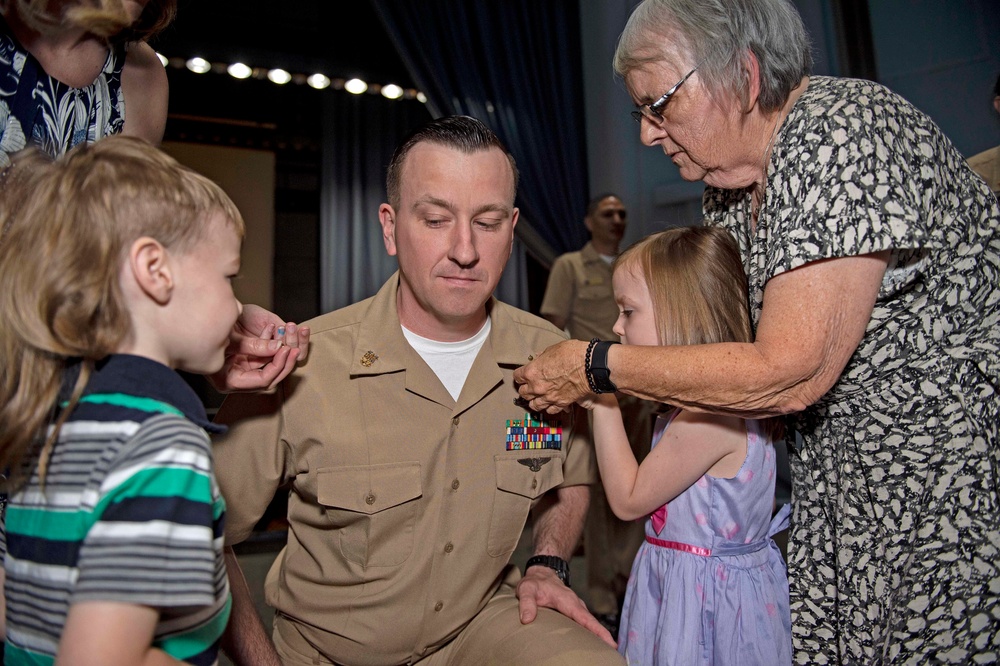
[540,194,654,636]
[967,73,1000,195]
[216,116,623,666]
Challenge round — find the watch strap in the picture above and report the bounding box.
[524,554,570,587]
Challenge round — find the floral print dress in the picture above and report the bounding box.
[617,413,791,666]
[704,76,1000,665]
[0,15,126,167]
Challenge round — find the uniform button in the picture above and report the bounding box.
[528,354,534,361]
[434,602,443,612]
[451,479,460,490]
[452,417,460,426]
[365,493,376,505]
[531,479,538,490]
[444,542,454,553]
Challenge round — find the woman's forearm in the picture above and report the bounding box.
[607,252,889,418]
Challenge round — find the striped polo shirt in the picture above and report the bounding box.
[1,355,231,665]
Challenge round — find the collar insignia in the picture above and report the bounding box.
[360,350,379,367]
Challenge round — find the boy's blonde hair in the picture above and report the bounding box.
[613,225,752,346]
[0,136,244,484]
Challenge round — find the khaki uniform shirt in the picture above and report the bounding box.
[214,273,595,665]
[540,242,618,341]
[968,144,1000,194]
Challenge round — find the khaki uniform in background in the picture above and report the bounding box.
[215,274,622,666]
[541,243,656,619]
[968,144,1000,194]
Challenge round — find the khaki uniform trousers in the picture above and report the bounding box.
[273,581,624,666]
[583,397,656,616]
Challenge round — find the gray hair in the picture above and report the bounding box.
[613,0,812,112]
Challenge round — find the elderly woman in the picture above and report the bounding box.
[515,0,999,663]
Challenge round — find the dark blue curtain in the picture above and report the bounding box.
[320,92,432,311]
[372,0,591,261]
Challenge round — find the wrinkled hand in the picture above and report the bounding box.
[208,304,312,393]
[512,339,591,414]
[515,566,616,648]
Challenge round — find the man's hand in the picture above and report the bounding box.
[515,565,616,648]
[512,339,591,413]
[208,304,311,393]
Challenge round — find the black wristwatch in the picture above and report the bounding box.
[587,339,620,394]
[525,555,570,587]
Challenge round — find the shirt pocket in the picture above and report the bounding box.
[486,453,564,558]
[317,462,422,568]
[577,282,612,302]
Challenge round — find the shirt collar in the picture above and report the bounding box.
[65,354,225,434]
[351,272,538,376]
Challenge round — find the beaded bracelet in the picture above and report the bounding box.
[584,338,601,394]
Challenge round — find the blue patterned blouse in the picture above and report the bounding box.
[0,15,126,166]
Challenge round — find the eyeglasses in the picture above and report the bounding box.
[630,67,698,124]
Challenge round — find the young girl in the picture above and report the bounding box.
[590,226,791,665]
[0,136,241,665]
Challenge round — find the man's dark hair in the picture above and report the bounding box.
[586,192,622,217]
[385,116,519,209]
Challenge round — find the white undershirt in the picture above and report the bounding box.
[401,318,492,401]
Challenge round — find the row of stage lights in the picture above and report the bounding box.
[155,53,428,103]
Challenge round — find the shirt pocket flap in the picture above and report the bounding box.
[317,462,422,515]
[494,453,563,500]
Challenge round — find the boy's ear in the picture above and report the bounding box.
[128,237,174,305]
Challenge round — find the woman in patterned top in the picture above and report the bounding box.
[0,0,309,393]
[0,0,174,165]
[514,0,1000,663]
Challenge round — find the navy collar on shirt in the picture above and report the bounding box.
[61,354,226,434]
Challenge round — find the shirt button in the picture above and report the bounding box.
[451,479,460,490]
[434,602,443,612]
[531,479,538,490]
[365,493,376,505]
[452,417,460,426]
[444,542,454,553]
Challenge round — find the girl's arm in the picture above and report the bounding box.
[56,601,184,665]
[591,395,746,521]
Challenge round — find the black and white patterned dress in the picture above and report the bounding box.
[704,76,1000,665]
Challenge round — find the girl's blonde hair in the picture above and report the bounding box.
[0,136,243,485]
[614,225,752,347]
[3,0,177,43]
[614,226,782,436]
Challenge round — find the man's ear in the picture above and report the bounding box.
[128,236,173,305]
[379,203,398,257]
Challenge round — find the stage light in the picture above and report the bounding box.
[344,78,368,95]
[268,68,292,85]
[185,57,211,74]
[381,83,403,100]
[227,63,253,79]
[307,73,331,90]
[156,52,168,67]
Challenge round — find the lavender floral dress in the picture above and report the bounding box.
[618,412,791,665]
